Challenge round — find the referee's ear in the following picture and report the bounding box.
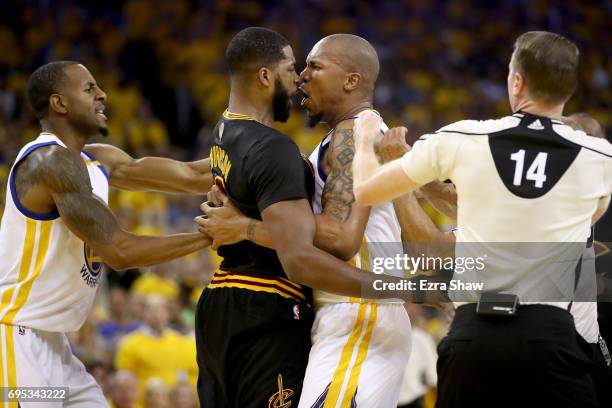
[510,71,526,99]
[344,72,361,92]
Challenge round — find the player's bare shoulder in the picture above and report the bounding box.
[13,145,91,206]
[20,145,93,199]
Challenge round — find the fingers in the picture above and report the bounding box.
[377,126,411,162]
[354,110,383,139]
[208,185,225,207]
[194,215,207,228]
[200,201,215,215]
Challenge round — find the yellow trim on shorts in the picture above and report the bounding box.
[0,325,18,408]
[0,327,4,400]
[2,221,52,324]
[323,303,368,408]
[341,304,378,406]
[6,326,17,408]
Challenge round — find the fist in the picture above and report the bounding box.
[376,126,410,163]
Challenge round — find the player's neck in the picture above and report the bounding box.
[41,119,87,153]
[326,101,373,128]
[515,100,564,119]
[227,93,274,127]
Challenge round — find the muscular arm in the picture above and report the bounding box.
[35,146,210,270]
[84,144,212,194]
[315,127,371,259]
[262,199,417,300]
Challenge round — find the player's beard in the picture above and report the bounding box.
[272,77,291,123]
[307,112,323,128]
[99,126,108,137]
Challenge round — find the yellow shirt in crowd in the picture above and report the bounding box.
[115,328,198,403]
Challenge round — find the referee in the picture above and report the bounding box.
[352,31,611,407]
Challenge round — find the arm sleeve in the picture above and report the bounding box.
[399,132,459,184]
[245,134,309,212]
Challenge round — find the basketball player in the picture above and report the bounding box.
[194,28,434,408]
[352,31,611,407]
[199,34,456,407]
[0,61,215,407]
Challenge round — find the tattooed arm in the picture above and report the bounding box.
[84,143,212,194]
[314,124,371,260]
[24,146,210,270]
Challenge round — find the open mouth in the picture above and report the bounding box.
[297,88,310,107]
[95,107,107,120]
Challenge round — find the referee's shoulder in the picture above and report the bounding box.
[554,122,612,158]
[435,116,517,136]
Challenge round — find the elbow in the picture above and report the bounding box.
[102,249,131,271]
[279,247,311,283]
[325,240,360,261]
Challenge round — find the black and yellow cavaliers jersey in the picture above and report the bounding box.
[209,110,313,278]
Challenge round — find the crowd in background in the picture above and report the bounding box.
[0,0,610,406]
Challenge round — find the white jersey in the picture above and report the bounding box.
[400,112,612,307]
[0,133,109,332]
[309,121,403,307]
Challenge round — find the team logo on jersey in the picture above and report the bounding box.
[293,304,301,320]
[268,374,294,408]
[81,243,102,288]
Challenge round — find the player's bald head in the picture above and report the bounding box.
[311,34,380,95]
[568,113,605,139]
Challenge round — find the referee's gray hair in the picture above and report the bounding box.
[511,31,579,105]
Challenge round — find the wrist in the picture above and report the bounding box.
[245,219,257,242]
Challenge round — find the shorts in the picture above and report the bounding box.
[0,323,107,408]
[195,284,314,408]
[298,302,412,408]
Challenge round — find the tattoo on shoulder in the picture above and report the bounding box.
[19,146,116,244]
[322,128,356,222]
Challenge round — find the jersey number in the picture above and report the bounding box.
[510,150,548,188]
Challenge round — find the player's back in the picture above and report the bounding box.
[0,132,109,332]
[422,112,612,302]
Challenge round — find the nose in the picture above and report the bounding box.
[299,67,309,82]
[97,88,107,101]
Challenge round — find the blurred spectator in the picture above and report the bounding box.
[144,378,172,408]
[86,361,111,397]
[108,370,141,408]
[171,381,199,408]
[98,286,140,356]
[115,295,197,404]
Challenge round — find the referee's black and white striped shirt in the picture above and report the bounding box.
[400,112,612,308]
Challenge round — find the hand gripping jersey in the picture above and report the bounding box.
[309,121,404,307]
[0,133,109,332]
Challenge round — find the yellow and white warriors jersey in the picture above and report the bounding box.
[0,132,109,332]
[309,121,403,307]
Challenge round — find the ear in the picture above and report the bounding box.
[512,71,525,98]
[344,72,361,92]
[257,67,272,87]
[49,94,68,115]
